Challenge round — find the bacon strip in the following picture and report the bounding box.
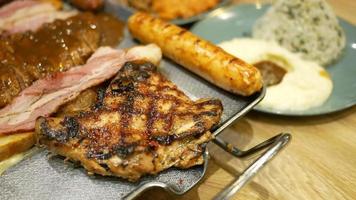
[0,0,76,34]
[0,0,39,18]
[6,10,77,34]
[0,44,162,135]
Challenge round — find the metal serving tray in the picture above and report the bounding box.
[0,31,290,200]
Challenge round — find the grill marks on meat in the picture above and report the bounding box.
[36,61,222,181]
[0,12,124,108]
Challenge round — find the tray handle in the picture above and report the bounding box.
[213,133,291,200]
[123,149,210,200]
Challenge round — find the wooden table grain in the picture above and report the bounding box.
[142,0,356,199]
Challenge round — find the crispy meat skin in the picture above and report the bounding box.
[36,61,222,181]
[0,12,124,108]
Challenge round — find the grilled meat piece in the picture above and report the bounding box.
[0,12,124,108]
[36,60,223,181]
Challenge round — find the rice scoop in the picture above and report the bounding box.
[252,0,345,66]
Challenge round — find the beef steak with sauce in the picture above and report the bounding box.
[0,12,124,108]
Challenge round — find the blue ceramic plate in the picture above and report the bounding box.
[191,4,356,116]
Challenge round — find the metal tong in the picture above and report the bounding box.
[124,133,291,200]
[211,87,291,199]
[212,132,291,200]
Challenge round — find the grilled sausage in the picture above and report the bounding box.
[128,12,263,96]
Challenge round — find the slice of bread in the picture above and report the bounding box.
[0,88,97,163]
[0,147,38,175]
[0,132,36,162]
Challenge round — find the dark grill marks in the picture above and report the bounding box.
[196,99,222,107]
[62,116,80,139]
[113,61,155,155]
[111,77,135,94]
[153,135,177,145]
[145,96,157,138]
[39,116,79,143]
[93,87,106,110]
[117,93,136,154]
[114,144,135,158]
[36,59,223,181]
[198,111,219,116]
[144,72,178,141]
[110,61,154,96]
[38,60,222,164]
[99,163,110,171]
[163,100,177,134]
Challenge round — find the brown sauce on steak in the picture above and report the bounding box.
[0,13,124,108]
[96,13,125,46]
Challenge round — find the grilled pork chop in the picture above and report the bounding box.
[36,60,222,181]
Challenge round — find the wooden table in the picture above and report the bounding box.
[142,0,356,199]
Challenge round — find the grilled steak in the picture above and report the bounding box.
[0,12,124,108]
[36,60,222,181]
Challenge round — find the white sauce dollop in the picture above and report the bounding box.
[219,38,333,111]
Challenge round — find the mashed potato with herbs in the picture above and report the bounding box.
[252,0,345,66]
[219,38,333,112]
